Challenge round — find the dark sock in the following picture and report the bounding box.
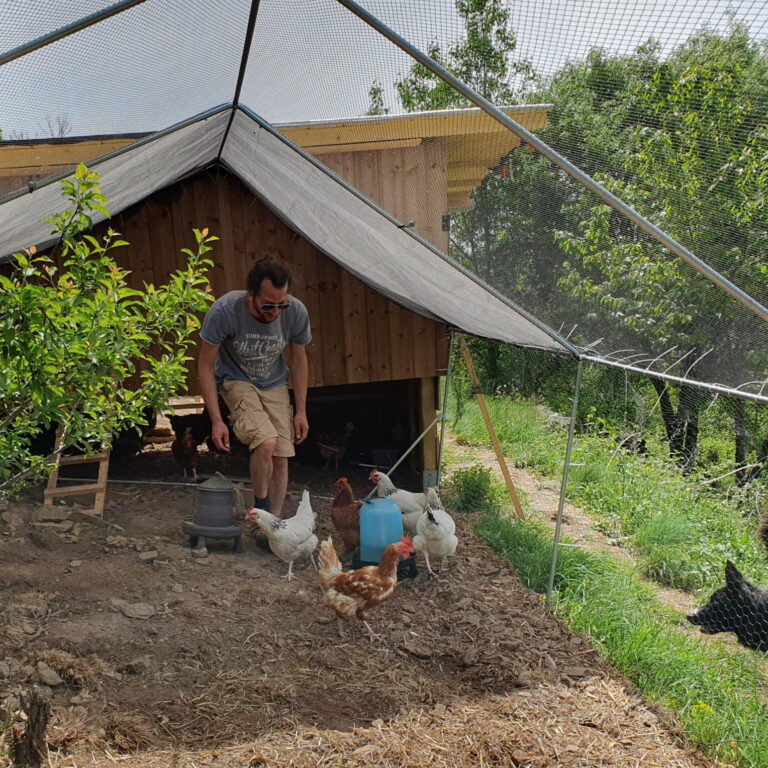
[254,495,271,512]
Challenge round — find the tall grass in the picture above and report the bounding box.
[472,506,768,768]
[450,396,768,595]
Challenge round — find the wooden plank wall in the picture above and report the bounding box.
[107,162,449,393]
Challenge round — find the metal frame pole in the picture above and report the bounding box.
[335,0,768,326]
[546,359,584,605]
[0,0,150,67]
[218,0,263,158]
[436,331,456,487]
[582,355,768,406]
[364,412,444,500]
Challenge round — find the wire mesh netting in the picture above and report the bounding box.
[4,3,768,763]
[1,0,767,400]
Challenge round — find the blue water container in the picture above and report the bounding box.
[359,497,404,563]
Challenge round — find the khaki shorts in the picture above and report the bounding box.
[219,379,295,457]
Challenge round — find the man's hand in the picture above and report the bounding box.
[293,412,309,444]
[211,420,231,452]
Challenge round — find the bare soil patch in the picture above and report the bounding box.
[0,444,718,767]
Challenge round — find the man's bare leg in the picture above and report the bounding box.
[270,456,289,517]
[250,437,277,507]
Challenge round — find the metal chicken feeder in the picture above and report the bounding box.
[181,474,243,552]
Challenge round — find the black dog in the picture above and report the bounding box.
[687,561,768,652]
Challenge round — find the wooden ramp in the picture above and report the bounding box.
[44,430,110,517]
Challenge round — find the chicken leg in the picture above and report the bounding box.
[362,620,381,643]
[423,551,440,579]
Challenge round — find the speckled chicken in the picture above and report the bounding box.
[318,535,414,640]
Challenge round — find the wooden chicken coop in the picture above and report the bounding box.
[0,105,549,485]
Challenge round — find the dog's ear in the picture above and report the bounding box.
[725,560,745,590]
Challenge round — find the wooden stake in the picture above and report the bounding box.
[11,688,50,767]
[457,334,525,521]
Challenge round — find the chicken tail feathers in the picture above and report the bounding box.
[318,537,342,589]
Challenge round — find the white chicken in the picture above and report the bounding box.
[368,469,426,535]
[413,487,458,578]
[245,489,318,580]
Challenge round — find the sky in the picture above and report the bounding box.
[0,0,766,138]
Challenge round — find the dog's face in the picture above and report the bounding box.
[687,561,768,650]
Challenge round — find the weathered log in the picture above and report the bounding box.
[10,688,50,767]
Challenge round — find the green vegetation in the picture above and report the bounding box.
[450,395,768,594]
[0,165,216,496]
[445,466,768,767]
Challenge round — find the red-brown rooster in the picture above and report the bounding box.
[171,425,198,482]
[331,477,361,555]
[318,535,413,641]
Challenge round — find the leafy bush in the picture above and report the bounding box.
[0,164,216,496]
[443,466,500,514]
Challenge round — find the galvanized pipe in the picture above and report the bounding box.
[0,0,150,67]
[546,359,583,605]
[436,330,456,487]
[582,355,768,405]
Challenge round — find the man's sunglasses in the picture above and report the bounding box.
[257,300,290,312]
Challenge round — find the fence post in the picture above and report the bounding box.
[457,334,525,521]
[546,359,584,605]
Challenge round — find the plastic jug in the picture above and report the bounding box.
[359,497,404,563]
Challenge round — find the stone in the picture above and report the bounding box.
[516,670,533,686]
[138,550,159,562]
[171,583,183,594]
[69,560,83,568]
[70,692,93,705]
[30,506,71,523]
[564,665,589,678]
[119,602,156,620]
[123,655,152,675]
[1,512,24,532]
[36,661,63,687]
[0,661,9,678]
[32,520,73,533]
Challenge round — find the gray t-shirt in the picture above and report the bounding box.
[200,291,311,390]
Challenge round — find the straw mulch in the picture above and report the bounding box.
[43,678,717,768]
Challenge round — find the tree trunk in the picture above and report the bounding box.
[651,379,676,444]
[11,689,50,767]
[732,398,749,485]
[677,386,707,472]
[651,380,706,470]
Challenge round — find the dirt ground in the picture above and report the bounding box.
[0,443,720,767]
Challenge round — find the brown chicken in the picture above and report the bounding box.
[171,425,198,482]
[317,421,355,470]
[331,477,362,555]
[318,535,414,641]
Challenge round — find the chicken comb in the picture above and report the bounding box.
[336,477,349,484]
